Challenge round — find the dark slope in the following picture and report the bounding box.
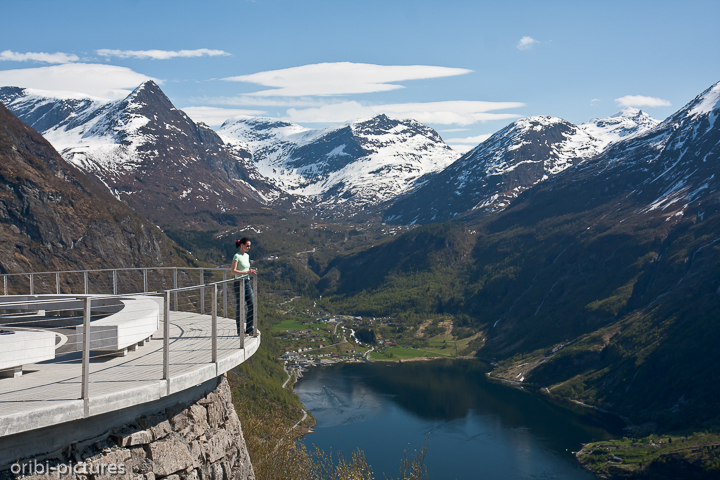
[0,101,190,275]
[384,110,657,225]
[1,82,282,228]
[318,81,720,429]
[472,82,720,428]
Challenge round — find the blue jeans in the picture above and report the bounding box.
[233,279,254,335]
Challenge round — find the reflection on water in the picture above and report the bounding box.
[296,360,623,480]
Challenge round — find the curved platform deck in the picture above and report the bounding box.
[0,311,259,437]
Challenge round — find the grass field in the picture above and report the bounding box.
[272,319,309,331]
[370,346,450,361]
[577,432,720,478]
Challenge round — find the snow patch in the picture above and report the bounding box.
[689,82,720,117]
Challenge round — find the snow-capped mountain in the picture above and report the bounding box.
[581,107,659,145]
[384,109,659,224]
[0,87,112,137]
[218,116,309,167]
[1,82,279,226]
[219,114,460,218]
[571,81,720,215]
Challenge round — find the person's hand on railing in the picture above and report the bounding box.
[250,269,257,275]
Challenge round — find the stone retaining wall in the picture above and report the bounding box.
[0,376,254,480]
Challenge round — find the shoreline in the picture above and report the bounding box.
[292,354,637,476]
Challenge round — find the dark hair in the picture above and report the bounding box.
[236,237,250,249]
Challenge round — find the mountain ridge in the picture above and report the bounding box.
[219,113,460,218]
[1,81,281,228]
[312,79,720,431]
[383,109,659,224]
[0,101,189,275]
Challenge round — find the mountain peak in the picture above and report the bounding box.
[220,110,458,218]
[350,113,396,129]
[582,108,659,145]
[133,79,162,93]
[511,115,570,134]
[124,80,172,111]
[613,107,643,117]
[369,113,391,122]
[685,80,720,118]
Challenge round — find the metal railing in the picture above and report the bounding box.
[1,266,232,297]
[0,266,258,408]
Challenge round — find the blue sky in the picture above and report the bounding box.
[1,0,719,151]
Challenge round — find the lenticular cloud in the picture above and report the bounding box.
[96,49,230,60]
[615,95,672,108]
[0,63,158,100]
[0,50,79,64]
[223,62,473,97]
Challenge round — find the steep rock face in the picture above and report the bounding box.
[383,110,658,224]
[218,117,307,173]
[0,87,111,135]
[571,83,720,212]
[219,114,459,218]
[1,83,278,227]
[474,82,720,357]
[0,376,255,480]
[469,81,720,427]
[0,101,187,274]
[310,81,720,428]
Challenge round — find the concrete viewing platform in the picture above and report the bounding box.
[0,310,259,438]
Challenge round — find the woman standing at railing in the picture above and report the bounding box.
[231,238,257,337]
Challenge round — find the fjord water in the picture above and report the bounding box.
[296,360,623,480]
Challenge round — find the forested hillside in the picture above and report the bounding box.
[310,83,720,432]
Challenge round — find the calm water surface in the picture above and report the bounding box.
[295,360,624,480]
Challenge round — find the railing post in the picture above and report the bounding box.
[29,274,34,295]
[81,297,91,415]
[143,269,148,293]
[222,271,227,318]
[240,278,246,350]
[56,272,60,295]
[113,270,118,295]
[3,275,7,296]
[84,271,88,295]
[212,284,218,364]
[253,273,258,336]
[164,290,170,394]
[173,268,178,311]
[200,268,205,314]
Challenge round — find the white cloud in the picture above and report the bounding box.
[0,50,79,64]
[590,98,600,105]
[181,106,265,127]
[192,95,327,108]
[517,36,539,50]
[448,144,475,154]
[223,62,472,96]
[96,48,230,60]
[284,100,523,125]
[286,101,372,123]
[0,63,158,100]
[615,95,671,108]
[445,133,493,144]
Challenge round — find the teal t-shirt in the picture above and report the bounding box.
[233,252,251,279]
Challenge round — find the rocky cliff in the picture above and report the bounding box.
[1,83,281,229]
[0,101,189,275]
[0,376,254,480]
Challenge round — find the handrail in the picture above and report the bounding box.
[1,266,229,278]
[1,266,243,297]
[0,277,240,307]
[0,267,259,412]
